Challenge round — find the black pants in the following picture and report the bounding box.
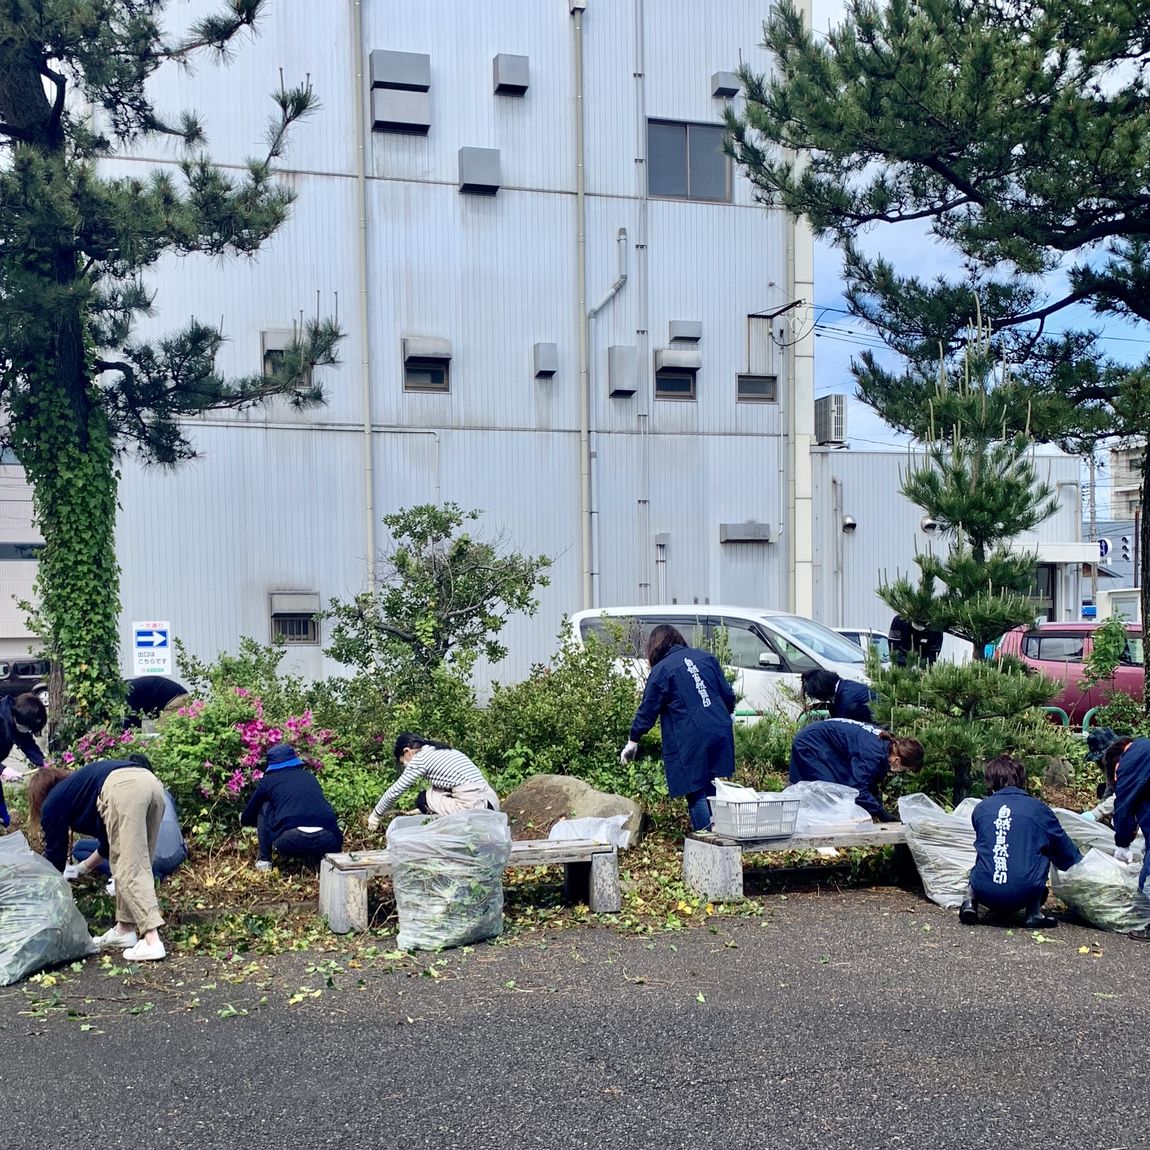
[258,809,342,860]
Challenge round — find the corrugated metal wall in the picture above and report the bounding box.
[109,0,798,685]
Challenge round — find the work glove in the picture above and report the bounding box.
[367,811,381,832]
[619,741,639,766]
[0,765,23,783]
[1114,846,1134,865]
[1080,811,1096,822]
[62,863,83,881]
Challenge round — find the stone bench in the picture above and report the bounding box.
[319,838,622,933]
[682,822,908,901]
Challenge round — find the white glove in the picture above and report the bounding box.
[366,811,381,832]
[1080,811,1096,822]
[62,863,83,881]
[619,741,639,766]
[1114,846,1134,865]
[0,765,23,783]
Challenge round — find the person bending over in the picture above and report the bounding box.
[27,754,168,961]
[1102,736,1150,941]
[240,743,343,871]
[621,625,737,833]
[0,693,47,823]
[800,668,877,724]
[789,717,921,822]
[367,733,500,830]
[960,755,1081,929]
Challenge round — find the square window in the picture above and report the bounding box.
[404,357,450,392]
[271,613,319,645]
[737,374,778,402]
[655,369,696,400]
[647,120,731,202]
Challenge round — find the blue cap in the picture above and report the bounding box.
[265,743,304,771]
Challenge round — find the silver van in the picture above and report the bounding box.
[570,605,869,718]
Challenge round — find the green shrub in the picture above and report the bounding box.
[734,715,798,790]
[472,629,657,798]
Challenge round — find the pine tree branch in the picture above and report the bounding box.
[41,64,67,140]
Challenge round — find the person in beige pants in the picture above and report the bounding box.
[28,755,169,961]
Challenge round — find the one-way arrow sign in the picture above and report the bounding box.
[132,619,173,677]
[134,629,169,648]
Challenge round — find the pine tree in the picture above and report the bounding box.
[727,0,1150,705]
[880,317,1059,657]
[0,2,342,721]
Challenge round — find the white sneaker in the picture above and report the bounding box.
[255,859,272,872]
[123,937,166,962]
[92,926,137,949]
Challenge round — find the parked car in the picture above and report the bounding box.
[835,627,892,663]
[0,657,50,706]
[571,605,869,718]
[996,622,1144,724]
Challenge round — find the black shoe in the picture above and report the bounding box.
[1023,913,1058,929]
[959,899,979,926]
[1128,926,1150,941]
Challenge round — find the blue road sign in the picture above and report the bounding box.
[134,628,169,649]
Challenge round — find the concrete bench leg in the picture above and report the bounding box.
[561,853,621,913]
[320,858,369,933]
[682,838,744,901]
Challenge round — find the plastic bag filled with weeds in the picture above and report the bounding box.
[387,811,513,951]
[0,833,95,985]
[1051,847,1150,934]
[897,793,980,909]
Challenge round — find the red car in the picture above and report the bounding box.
[997,622,1144,724]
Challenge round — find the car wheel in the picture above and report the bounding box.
[35,685,49,707]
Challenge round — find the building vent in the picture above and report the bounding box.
[668,320,702,343]
[459,147,502,195]
[719,522,771,544]
[533,342,558,379]
[493,54,530,96]
[371,89,431,135]
[654,348,702,373]
[712,72,741,98]
[369,51,431,92]
[260,329,294,376]
[815,394,848,445]
[608,345,638,396]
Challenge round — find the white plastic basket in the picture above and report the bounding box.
[708,795,800,840]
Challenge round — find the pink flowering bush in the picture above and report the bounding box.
[51,724,145,770]
[142,687,342,832]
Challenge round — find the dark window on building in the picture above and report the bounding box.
[271,613,319,645]
[737,374,777,402]
[0,543,43,561]
[654,369,696,400]
[647,120,730,202]
[404,357,450,392]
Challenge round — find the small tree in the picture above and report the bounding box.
[880,320,1058,657]
[324,504,553,680]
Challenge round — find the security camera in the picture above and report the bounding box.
[920,516,939,535]
[842,516,857,534]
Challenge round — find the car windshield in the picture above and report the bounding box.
[766,615,867,664]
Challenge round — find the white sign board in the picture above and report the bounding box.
[132,620,173,678]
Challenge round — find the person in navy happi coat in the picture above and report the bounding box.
[788,717,922,821]
[961,755,1081,929]
[800,668,877,724]
[620,625,736,831]
[0,692,46,827]
[1102,737,1150,940]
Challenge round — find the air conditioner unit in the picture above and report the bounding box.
[814,394,847,446]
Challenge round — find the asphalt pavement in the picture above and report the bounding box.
[2,884,1147,1150]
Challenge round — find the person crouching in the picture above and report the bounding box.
[240,743,343,871]
[960,755,1082,929]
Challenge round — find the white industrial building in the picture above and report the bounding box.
[0,0,1096,680]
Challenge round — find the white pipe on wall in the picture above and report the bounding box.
[572,5,593,609]
[351,0,376,586]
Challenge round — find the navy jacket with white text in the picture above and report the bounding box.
[830,680,877,724]
[968,787,1081,908]
[630,647,736,797]
[788,718,890,817]
[1113,737,1150,892]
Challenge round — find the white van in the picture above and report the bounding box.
[570,605,870,719]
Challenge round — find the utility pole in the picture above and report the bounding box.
[1088,452,1098,607]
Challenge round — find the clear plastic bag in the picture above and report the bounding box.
[780,781,872,834]
[0,832,95,986]
[897,793,977,909]
[1052,808,1145,861]
[387,810,513,952]
[1051,847,1150,933]
[549,815,632,849]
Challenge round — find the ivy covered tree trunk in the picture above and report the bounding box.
[12,374,122,722]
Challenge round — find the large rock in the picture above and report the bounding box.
[502,774,644,847]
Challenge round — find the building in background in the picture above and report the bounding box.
[1109,443,1145,520]
[105,0,815,682]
